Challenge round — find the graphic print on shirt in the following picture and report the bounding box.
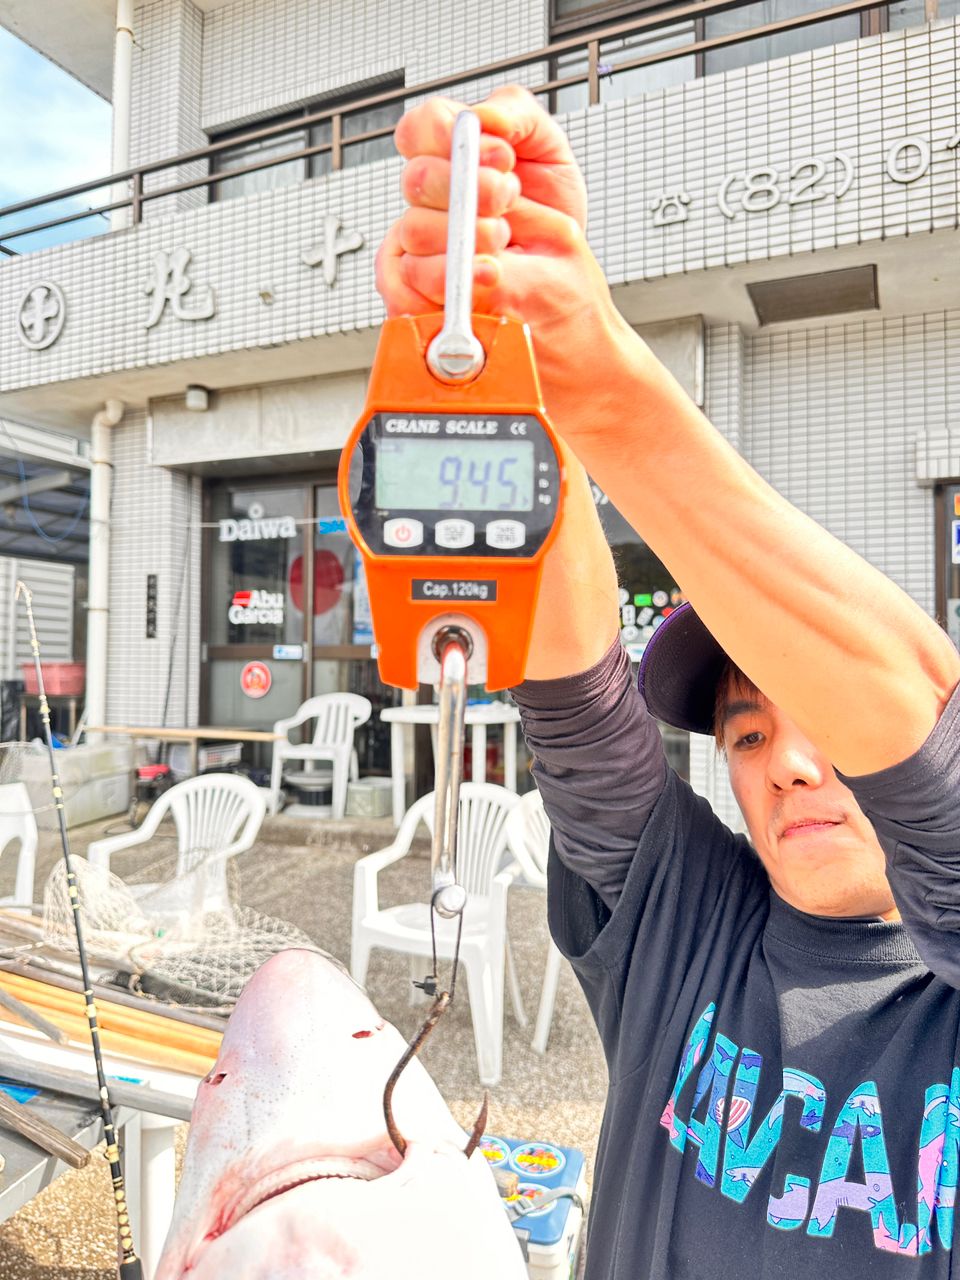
[659,1003,960,1257]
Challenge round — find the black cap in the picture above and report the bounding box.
[636,601,729,736]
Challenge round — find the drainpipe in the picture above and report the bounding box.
[111,0,135,231]
[86,401,124,735]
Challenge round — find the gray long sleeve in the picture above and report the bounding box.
[511,639,668,909]
[840,676,960,989]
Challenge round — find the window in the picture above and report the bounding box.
[553,24,698,114]
[703,0,861,75]
[212,113,308,202]
[210,79,404,202]
[552,0,655,30]
[549,0,910,103]
[889,0,960,26]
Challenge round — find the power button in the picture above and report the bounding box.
[383,518,424,549]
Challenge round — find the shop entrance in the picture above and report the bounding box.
[201,476,397,776]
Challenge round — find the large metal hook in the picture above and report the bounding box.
[382,992,489,1160]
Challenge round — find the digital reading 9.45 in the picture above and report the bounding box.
[375,437,535,513]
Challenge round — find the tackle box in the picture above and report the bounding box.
[18,740,134,830]
[481,1135,587,1280]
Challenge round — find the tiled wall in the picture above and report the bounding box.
[198,0,547,131]
[132,0,206,213]
[0,159,394,392]
[690,309,958,821]
[565,18,960,287]
[107,411,201,726]
[1,19,957,393]
[744,314,959,613]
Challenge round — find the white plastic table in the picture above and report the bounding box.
[380,702,521,825]
[0,1024,201,1280]
[0,1094,179,1280]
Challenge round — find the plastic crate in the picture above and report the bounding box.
[198,742,244,771]
[168,741,244,779]
[20,661,85,697]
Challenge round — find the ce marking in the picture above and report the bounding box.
[509,420,528,436]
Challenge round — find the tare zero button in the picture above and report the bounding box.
[383,518,424,549]
[485,519,526,550]
[435,519,475,549]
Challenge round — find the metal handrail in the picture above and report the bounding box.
[0,0,889,249]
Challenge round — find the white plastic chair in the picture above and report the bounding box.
[351,782,526,1087]
[269,693,372,819]
[86,773,266,924]
[0,783,37,907]
[505,788,564,1055]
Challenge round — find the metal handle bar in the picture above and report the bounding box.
[431,630,470,919]
[426,111,486,385]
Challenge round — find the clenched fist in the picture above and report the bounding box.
[376,86,637,436]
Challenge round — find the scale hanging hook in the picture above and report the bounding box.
[426,111,486,385]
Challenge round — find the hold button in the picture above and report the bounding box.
[435,519,475,549]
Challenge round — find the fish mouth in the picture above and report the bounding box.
[203,1152,399,1249]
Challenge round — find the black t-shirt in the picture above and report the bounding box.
[513,641,960,1279]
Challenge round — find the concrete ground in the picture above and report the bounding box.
[0,806,607,1278]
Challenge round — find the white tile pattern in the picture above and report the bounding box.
[0,18,956,391]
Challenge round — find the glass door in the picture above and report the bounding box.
[311,482,397,774]
[200,477,400,774]
[203,482,310,732]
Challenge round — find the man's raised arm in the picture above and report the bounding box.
[378,87,960,777]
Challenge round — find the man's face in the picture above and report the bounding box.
[718,675,898,920]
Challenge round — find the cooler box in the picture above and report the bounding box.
[480,1135,587,1280]
[17,740,134,830]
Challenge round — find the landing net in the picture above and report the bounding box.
[42,855,316,1010]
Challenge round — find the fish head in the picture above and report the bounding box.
[155,948,525,1280]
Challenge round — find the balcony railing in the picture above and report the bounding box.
[0,0,932,255]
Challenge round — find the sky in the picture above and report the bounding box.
[0,26,112,253]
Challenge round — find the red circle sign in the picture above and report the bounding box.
[289,551,345,616]
[240,660,272,699]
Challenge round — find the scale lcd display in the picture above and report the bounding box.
[375,438,535,513]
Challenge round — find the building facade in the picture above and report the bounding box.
[1,0,958,815]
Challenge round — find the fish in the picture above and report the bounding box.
[155,948,527,1280]
[766,1174,811,1227]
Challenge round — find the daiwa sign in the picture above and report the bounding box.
[218,515,297,542]
[218,501,297,543]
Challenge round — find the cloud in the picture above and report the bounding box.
[0,27,111,207]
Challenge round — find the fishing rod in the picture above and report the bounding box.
[15,581,143,1280]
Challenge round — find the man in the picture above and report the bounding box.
[377,86,960,1277]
